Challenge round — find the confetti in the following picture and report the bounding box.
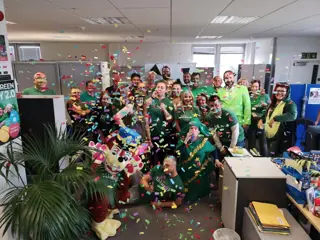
[76,166,83,170]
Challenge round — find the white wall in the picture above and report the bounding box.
[40,42,109,61]
[275,37,320,83]
[108,43,193,66]
[254,38,273,65]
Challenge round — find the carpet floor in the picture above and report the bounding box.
[110,190,222,240]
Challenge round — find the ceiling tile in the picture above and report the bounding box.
[222,0,296,17]
[225,0,320,37]
[111,0,170,9]
[121,8,169,25]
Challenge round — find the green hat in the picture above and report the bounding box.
[180,117,211,137]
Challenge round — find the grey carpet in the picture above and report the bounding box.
[111,190,222,240]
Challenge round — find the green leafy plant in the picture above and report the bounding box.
[0,126,118,240]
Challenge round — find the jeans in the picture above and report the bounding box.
[247,127,268,157]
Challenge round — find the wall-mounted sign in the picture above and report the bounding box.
[309,88,320,105]
[0,80,20,145]
[301,52,318,59]
[0,35,8,61]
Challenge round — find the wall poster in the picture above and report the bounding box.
[0,35,8,61]
[308,88,320,104]
[0,80,20,144]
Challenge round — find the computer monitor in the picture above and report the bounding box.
[305,125,320,151]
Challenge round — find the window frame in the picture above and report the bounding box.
[9,43,41,61]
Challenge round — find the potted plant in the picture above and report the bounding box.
[0,126,118,240]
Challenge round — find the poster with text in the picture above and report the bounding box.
[308,88,320,105]
[0,80,20,145]
[0,35,8,61]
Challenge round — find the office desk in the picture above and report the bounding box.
[287,193,320,232]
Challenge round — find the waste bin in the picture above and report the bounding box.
[213,228,241,240]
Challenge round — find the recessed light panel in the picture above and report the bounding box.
[211,16,259,24]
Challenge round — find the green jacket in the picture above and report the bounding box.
[266,86,297,141]
[217,85,251,125]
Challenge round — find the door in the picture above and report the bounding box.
[290,61,320,84]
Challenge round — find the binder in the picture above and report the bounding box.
[252,201,290,228]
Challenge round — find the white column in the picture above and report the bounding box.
[0,1,25,239]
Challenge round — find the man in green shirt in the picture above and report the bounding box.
[182,68,192,91]
[22,72,56,95]
[80,80,97,108]
[216,70,251,129]
[144,80,174,165]
[205,95,245,166]
[140,156,184,209]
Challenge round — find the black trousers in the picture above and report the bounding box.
[247,127,268,157]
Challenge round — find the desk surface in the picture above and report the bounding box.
[224,157,287,179]
[287,193,320,232]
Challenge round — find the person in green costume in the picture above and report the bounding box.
[22,72,56,95]
[191,72,216,100]
[217,70,251,129]
[80,80,97,108]
[247,80,270,156]
[177,118,215,202]
[144,80,174,166]
[140,156,184,209]
[205,95,245,167]
[174,90,200,132]
[264,83,297,157]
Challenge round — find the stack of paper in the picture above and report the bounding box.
[248,201,291,235]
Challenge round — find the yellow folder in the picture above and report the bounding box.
[252,201,290,228]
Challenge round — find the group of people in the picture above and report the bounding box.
[20,67,298,208]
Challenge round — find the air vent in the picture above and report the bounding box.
[82,17,130,25]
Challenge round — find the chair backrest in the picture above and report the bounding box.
[305,125,320,151]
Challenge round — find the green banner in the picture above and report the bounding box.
[0,80,20,145]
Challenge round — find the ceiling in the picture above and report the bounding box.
[4,0,320,43]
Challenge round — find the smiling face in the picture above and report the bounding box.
[172,84,182,97]
[70,88,81,100]
[162,67,171,79]
[224,72,235,88]
[131,76,141,87]
[251,82,259,93]
[213,76,222,88]
[197,95,207,107]
[192,74,200,87]
[101,93,111,106]
[33,72,47,89]
[182,92,193,105]
[86,81,96,94]
[275,86,287,101]
[183,73,191,84]
[147,72,156,85]
[163,157,176,175]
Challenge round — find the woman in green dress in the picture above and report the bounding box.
[175,90,200,132]
[248,80,270,156]
[177,118,216,202]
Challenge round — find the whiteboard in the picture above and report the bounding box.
[145,63,196,82]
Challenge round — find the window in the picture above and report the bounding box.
[9,45,15,61]
[192,46,215,68]
[193,54,215,67]
[219,45,244,76]
[18,45,41,61]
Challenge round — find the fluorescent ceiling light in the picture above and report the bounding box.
[6,21,16,25]
[82,17,130,25]
[196,36,222,39]
[211,16,259,24]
